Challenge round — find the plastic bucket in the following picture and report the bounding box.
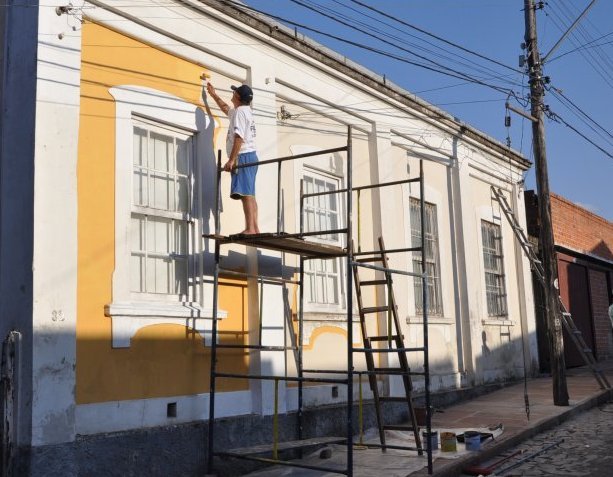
[422,430,438,450]
[440,432,457,452]
[464,431,481,451]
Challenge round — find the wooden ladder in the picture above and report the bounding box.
[352,237,423,453]
[491,186,611,390]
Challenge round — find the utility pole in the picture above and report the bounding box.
[523,0,569,406]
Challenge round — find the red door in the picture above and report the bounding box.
[557,256,595,368]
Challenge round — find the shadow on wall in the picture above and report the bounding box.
[474,328,537,386]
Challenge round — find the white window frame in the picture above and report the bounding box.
[291,145,346,313]
[302,168,344,309]
[106,85,225,348]
[130,117,193,301]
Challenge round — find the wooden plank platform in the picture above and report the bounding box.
[204,233,346,258]
[217,436,346,456]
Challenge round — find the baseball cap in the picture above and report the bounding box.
[231,84,254,103]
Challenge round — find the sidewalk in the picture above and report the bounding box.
[241,363,613,477]
[410,361,613,476]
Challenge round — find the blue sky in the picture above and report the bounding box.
[245,0,613,220]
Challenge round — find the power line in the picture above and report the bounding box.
[545,2,613,88]
[322,0,522,85]
[557,1,613,73]
[548,35,613,63]
[547,109,613,159]
[288,0,522,88]
[548,86,613,144]
[222,0,517,96]
[348,0,522,75]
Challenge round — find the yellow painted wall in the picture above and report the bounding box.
[77,22,249,404]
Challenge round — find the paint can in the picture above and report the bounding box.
[440,432,457,452]
[421,430,438,451]
[464,431,481,451]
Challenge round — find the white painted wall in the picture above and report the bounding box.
[30,2,83,446]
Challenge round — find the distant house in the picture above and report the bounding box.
[1,1,536,474]
[525,191,613,371]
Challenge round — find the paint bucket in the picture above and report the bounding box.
[464,431,481,451]
[421,430,438,450]
[440,432,457,452]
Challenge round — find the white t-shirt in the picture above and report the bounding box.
[226,105,256,156]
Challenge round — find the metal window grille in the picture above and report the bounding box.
[481,220,508,317]
[410,198,443,315]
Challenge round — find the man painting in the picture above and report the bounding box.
[206,78,260,235]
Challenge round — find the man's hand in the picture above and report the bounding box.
[222,159,236,172]
[205,80,230,115]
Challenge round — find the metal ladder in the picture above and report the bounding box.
[491,186,611,390]
[352,237,423,453]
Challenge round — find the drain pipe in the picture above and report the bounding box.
[1,331,22,477]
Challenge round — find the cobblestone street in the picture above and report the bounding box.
[460,401,613,476]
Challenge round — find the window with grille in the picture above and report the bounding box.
[302,170,343,307]
[130,120,193,300]
[481,220,508,317]
[410,198,443,315]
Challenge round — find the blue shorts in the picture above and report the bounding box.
[231,151,258,200]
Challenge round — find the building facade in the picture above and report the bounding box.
[1,1,537,474]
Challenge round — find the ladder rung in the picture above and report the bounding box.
[583,349,592,353]
[373,367,406,375]
[360,279,388,286]
[356,256,383,263]
[369,335,402,342]
[362,306,392,314]
[383,424,416,431]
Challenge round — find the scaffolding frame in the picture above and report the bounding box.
[205,126,433,475]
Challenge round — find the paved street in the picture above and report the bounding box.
[459,401,613,476]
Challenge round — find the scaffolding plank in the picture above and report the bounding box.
[203,233,346,258]
[218,436,346,456]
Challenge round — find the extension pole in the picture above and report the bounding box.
[524,0,568,406]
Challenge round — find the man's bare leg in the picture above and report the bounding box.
[241,196,260,234]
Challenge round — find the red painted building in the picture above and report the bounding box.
[525,191,613,370]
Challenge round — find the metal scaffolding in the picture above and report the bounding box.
[204,126,433,475]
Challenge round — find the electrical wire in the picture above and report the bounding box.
[545,2,613,88]
[546,109,613,159]
[348,0,522,75]
[557,1,613,74]
[548,86,613,145]
[319,0,522,85]
[548,30,613,63]
[289,0,522,88]
[221,0,518,96]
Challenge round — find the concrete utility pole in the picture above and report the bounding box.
[523,0,569,406]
